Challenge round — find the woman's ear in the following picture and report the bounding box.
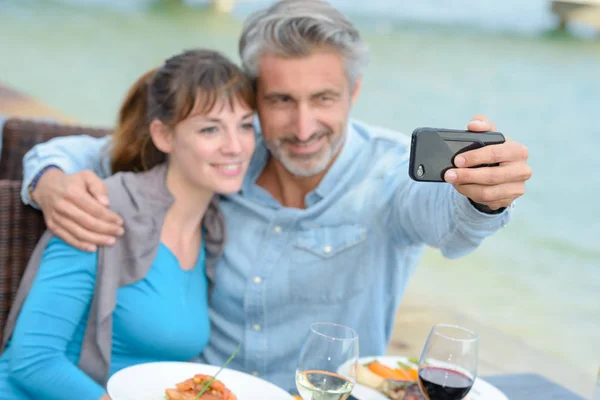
[149,119,173,154]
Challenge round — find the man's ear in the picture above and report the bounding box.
[350,77,362,106]
[149,119,172,154]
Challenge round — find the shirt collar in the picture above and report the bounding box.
[308,121,363,203]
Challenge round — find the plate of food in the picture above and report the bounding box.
[338,356,509,400]
[107,361,295,400]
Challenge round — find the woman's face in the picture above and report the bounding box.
[156,97,256,195]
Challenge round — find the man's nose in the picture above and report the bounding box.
[295,103,316,142]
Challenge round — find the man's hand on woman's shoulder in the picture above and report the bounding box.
[33,168,124,251]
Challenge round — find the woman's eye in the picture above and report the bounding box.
[199,126,218,134]
[241,123,255,131]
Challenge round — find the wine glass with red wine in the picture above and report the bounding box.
[418,324,478,400]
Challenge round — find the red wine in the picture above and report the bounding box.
[418,367,473,400]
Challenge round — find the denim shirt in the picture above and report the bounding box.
[22,119,510,390]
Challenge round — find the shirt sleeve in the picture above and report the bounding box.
[21,134,113,208]
[382,158,512,259]
[7,237,107,400]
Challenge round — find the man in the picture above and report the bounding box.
[21,0,530,390]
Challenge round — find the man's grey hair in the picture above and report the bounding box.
[239,0,369,88]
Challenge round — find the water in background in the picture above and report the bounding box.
[1,0,599,377]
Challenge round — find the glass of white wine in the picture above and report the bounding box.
[295,322,359,400]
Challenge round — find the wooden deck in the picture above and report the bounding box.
[0,83,73,123]
[390,296,594,398]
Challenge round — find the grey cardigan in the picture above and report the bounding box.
[1,163,226,386]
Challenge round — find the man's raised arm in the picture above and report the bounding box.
[382,116,530,258]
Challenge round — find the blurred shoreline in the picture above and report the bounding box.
[1,83,595,398]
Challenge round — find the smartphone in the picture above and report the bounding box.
[408,127,505,182]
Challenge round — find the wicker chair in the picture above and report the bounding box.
[0,118,110,333]
[0,118,110,180]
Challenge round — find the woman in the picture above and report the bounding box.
[0,49,256,399]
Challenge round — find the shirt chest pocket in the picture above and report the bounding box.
[288,224,369,304]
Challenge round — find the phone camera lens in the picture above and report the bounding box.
[417,164,425,177]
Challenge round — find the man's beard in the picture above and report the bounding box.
[265,129,345,177]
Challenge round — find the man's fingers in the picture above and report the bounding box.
[48,223,97,252]
[445,162,532,185]
[82,170,110,206]
[453,182,525,204]
[72,194,124,228]
[54,215,117,248]
[454,140,528,168]
[467,114,496,132]
[63,187,124,227]
[55,198,124,239]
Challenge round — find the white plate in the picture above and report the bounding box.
[338,356,509,400]
[107,361,295,400]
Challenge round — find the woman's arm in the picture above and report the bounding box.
[7,237,108,400]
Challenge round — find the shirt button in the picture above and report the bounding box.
[253,276,262,284]
[252,371,260,376]
[274,225,282,233]
[323,245,332,254]
[253,324,261,331]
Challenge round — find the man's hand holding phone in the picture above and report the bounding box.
[444,115,532,211]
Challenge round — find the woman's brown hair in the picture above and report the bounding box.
[110,49,255,174]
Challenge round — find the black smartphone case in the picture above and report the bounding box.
[409,127,505,182]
